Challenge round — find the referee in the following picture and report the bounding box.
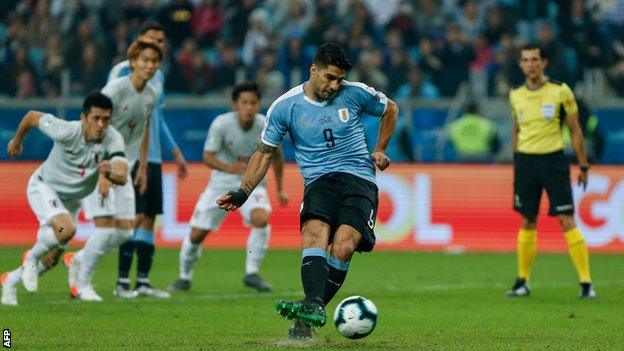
[506,43,595,299]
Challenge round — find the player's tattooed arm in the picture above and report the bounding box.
[239,143,277,195]
[8,110,46,157]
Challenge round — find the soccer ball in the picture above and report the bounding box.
[333,296,378,339]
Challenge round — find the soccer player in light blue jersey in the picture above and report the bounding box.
[108,21,189,298]
[217,43,399,339]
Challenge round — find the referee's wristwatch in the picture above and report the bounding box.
[580,165,590,172]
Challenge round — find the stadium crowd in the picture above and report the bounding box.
[1,0,624,99]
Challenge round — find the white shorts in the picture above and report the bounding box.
[81,173,136,220]
[189,185,272,231]
[27,175,80,226]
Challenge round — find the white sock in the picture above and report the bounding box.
[5,267,22,287]
[105,228,133,252]
[245,226,270,275]
[76,227,115,288]
[26,226,59,263]
[179,234,201,281]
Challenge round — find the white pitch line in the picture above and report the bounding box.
[16,279,624,306]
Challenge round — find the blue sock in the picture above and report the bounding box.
[301,248,328,305]
[134,228,154,283]
[323,255,350,306]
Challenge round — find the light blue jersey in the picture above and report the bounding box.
[261,81,388,187]
[108,61,178,163]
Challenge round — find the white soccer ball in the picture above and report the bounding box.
[333,296,378,339]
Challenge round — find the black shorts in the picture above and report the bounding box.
[131,162,163,217]
[513,151,574,217]
[300,172,379,252]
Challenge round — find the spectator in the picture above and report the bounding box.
[40,34,64,97]
[455,0,484,42]
[386,2,418,46]
[241,7,270,67]
[559,0,604,78]
[173,38,211,94]
[383,31,411,95]
[26,0,60,49]
[63,19,104,71]
[277,29,310,89]
[70,42,107,96]
[535,23,569,83]
[107,21,132,66]
[483,5,512,45]
[211,41,243,93]
[415,0,449,39]
[250,49,284,100]
[269,0,314,40]
[157,0,194,50]
[348,48,389,92]
[224,0,258,46]
[191,0,224,47]
[416,37,443,87]
[448,101,499,162]
[3,42,40,97]
[437,22,476,96]
[395,66,440,99]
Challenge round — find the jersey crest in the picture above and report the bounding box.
[338,107,350,123]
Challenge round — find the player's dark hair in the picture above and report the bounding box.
[313,42,352,71]
[232,81,261,101]
[520,42,546,60]
[139,21,165,35]
[83,91,113,115]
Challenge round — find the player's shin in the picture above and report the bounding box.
[117,240,135,283]
[179,234,201,281]
[76,227,115,288]
[301,248,328,305]
[517,228,537,281]
[323,256,350,306]
[565,227,591,282]
[245,225,270,275]
[135,228,155,285]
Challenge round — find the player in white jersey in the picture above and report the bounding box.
[1,92,128,306]
[63,38,163,302]
[110,21,188,300]
[169,82,288,293]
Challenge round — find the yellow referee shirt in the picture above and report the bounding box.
[509,80,578,154]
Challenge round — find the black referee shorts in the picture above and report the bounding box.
[513,151,574,217]
[300,172,379,252]
[131,162,164,217]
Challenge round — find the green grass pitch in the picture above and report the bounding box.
[1,247,623,350]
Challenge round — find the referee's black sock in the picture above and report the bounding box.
[135,228,155,286]
[301,248,328,305]
[323,256,350,306]
[117,240,135,283]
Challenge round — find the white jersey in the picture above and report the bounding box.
[34,114,126,199]
[101,76,156,163]
[204,111,266,189]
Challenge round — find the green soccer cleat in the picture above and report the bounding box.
[296,301,327,328]
[275,299,302,320]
